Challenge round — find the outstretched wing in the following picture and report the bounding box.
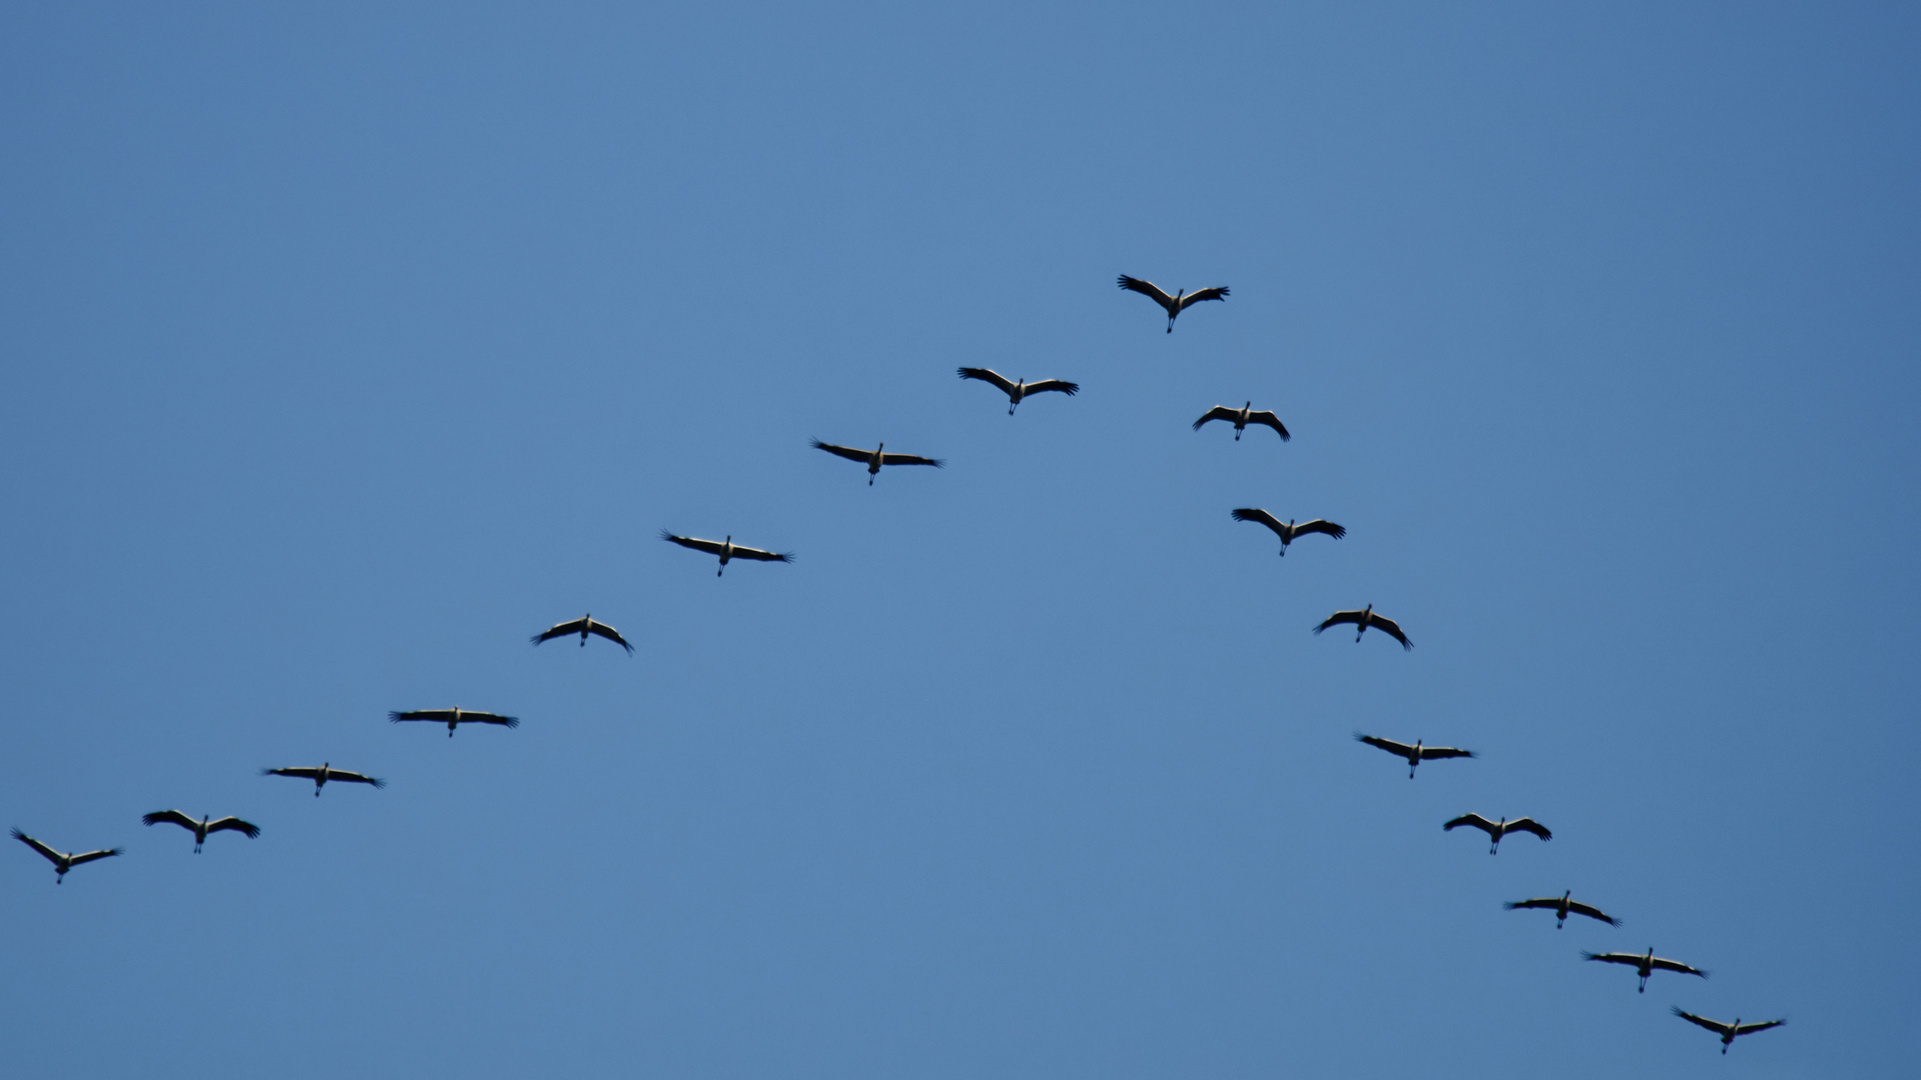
[262,766,322,781]
[1022,379,1079,397]
[660,531,727,557]
[587,620,636,654]
[1245,410,1290,440]
[1356,733,1414,757]
[810,439,873,464]
[1444,813,1498,836]
[1565,900,1618,926]
[1193,406,1238,430]
[1292,519,1346,540]
[328,770,387,788]
[1117,275,1178,313]
[389,710,454,723]
[1230,508,1287,536]
[1418,745,1474,761]
[1650,956,1705,978]
[1175,285,1229,309]
[142,810,198,831]
[1671,1008,1732,1036]
[729,545,794,564]
[1313,610,1365,634]
[957,367,1016,394]
[531,618,586,646]
[1584,952,1640,968]
[462,712,520,728]
[207,817,261,839]
[11,829,62,864]
[1370,614,1415,650]
[880,453,944,468]
[1504,817,1552,841]
[67,848,123,866]
[1504,898,1559,912]
[1733,1019,1785,1036]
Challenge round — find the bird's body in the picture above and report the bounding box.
[1195,402,1289,442]
[1313,605,1412,649]
[1505,890,1618,929]
[261,763,386,797]
[389,707,520,738]
[11,828,122,883]
[1232,509,1344,557]
[1354,734,1474,779]
[141,811,260,853]
[531,614,633,654]
[660,531,793,577]
[810,439,944,485]
[1672,1008,1784,1054]
[957,368,1078,415]
[1117,275,1228,333]
[1584,948,1706,993]
[1443,813,1552,854]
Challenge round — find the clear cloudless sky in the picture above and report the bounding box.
[2,3,1916,1077]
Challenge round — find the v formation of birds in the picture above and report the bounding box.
[10,274,1782,1057]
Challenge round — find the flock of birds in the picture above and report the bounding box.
[11,274,1783,1057]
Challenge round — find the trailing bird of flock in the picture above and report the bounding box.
[10,272,1783,1059]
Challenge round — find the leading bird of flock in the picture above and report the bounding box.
[1313,605,1413,650]
[1195,402,1290,441]
[390,707,520,738]
[141,810,260,852]
[957,368,1079,415]
[1444,813,1552,854]
[810,439,944,485]
[1505,890,1619,928]
[531,614,633,654]
[1117,274,1228,333]
[261,763,386,797]
[660,531,793,576]
[1671,1008,1785,1054]
[11,828,121,883]
[1584,947,1707,992]
[1354,734,1474,779]
[1232,509,1344,557]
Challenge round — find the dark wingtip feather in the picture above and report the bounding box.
[504,717,520,729]
[387,711,405,723]
[658,528,676,542]
[369,777,387,789]
[141,812,165,826]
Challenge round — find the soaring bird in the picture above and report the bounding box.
[1354,734,1474,779]
[1504,890,1618,929]
[10,829,122,883]
[1313,605,1412,650]
[1585,948,1706,993]
[141,811,260,853]
[1195,402,1289,442]
[261,763,386,797]
[660,531,794,577]
[1672,1008,1784,1054]
[1443,813,1551,854]
[530,614,633,654]
[957,368,1079,415]
[389,707,520,738]
[1232,509,1344,557]
[810,439,944,485]
[1116,274,1228,333]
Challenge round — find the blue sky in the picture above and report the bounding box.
[2,3,1916,1077]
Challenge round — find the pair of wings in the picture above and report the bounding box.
[531,618,634,654]
[1313,609,1413,649]
[1586,952,1706,977]
[142,811,261,838]
[810,439,944,469]
[1672,1008,1782,1037]
[262,766,385,788]
[1505,896,1618,926]
[1355,734,1473,761]
[660,531,792,563]
[1445,813,1552,841]
[956,368,1079,398]
[389,710,519,728]
[1117,275,1230,313]
[1232,509,1345,541]
[11,828,122,865]
[1195,407,1289,440]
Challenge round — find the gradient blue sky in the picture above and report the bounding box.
[3,4,1917,1078]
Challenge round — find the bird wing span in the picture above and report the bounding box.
[389,710,453,723]
[1583,952,1639,967]
[880,453,943,467]
[208,817,261,838]
[1419,746,1474,761]
[1313,610,1365,634]
[1230,508,1287,535]
[661,531,727,556]
[1176,285,1229,308]
[11,829,62,863]
[1504,818,1551,841]
[1371,614,1415,650]
[1671,1008,1732,1035]
[957,367,1015,394]
[264,767,322,780]
[1444,813,1497,836]
[1246,411,1291,440]
[810,439,873,463]
[68,848,122,865]
[531,619,586,645]
[1566,901,1618,926]
[331,770,386,788]
[1650,957,1704,977]
[1735,1019,1785,1036]
[1294,519,1346,539]
[1503,898,1557,911]
[1117,275,1178,313]
[587,621,635,654]
[1024,379,1078,396]
[142,810,197,830]
[1193,406,1237,430]
[465,712,519,727]
[730,545,793,563]
[1356,734,1414,757]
